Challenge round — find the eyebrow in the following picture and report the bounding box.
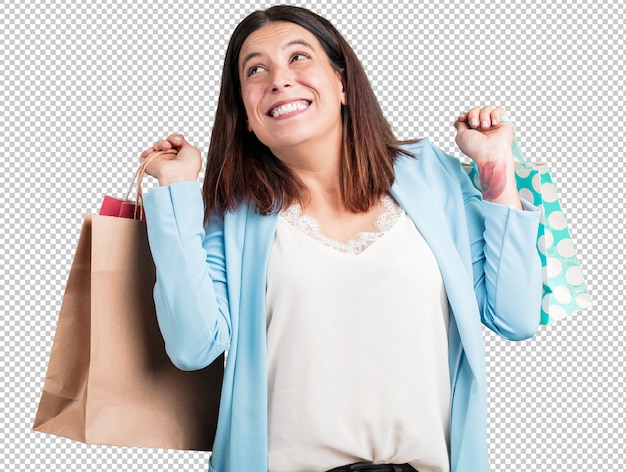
[240,39,315,72]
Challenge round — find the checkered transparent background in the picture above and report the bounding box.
[1,0,623,471]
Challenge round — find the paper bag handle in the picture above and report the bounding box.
[124,149,178,220]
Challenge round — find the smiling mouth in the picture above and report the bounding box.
[268,100,311,118]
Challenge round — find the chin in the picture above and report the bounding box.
[257,131,316,152]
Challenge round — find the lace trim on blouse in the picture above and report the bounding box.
[279,195,404,255]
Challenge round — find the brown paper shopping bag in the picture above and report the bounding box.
[33,151,223,450]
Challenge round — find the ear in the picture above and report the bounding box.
[337,69,346,105]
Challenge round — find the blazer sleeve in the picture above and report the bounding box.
[143,181,231,370]
[433,144,543,340]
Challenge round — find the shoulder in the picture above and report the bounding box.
[395,139,466,181]
[392,139,481,206]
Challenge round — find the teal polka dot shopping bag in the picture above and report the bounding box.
[464,119,592,324]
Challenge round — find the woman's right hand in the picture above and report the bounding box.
[140,134,202,187]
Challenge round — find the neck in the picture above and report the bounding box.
[272,132,344,210]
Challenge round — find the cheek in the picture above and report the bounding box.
[241,87,264,118]
[240,89,252,113]
[325,71,345,104]
[240,91,264,134]
[240,94,256,128]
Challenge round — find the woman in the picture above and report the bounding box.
[140,5,542,472]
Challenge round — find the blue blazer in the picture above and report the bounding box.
[144,140,542,472]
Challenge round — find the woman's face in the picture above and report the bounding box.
[238,21,345,158]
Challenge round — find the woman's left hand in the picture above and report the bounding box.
[454,106,513,165]
[454,106,522,208]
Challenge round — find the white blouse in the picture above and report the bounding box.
[266,196,451,472]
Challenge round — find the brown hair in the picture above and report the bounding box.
[203,5,414,220]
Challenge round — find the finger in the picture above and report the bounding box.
[155,139,174,151]
[454,116,470,132]
[140,138,174,160]
[140,147,154,159]
[478,106,495,129]
[490,107,507,126]
[166,133,187,148]
[466,106,482,129]
[140,143,163,159]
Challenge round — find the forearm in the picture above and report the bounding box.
[144,182,231,370]
[476,155,523,209]
[477,200,542,340]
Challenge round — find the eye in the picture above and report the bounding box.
[246,65,262,77]
[290,51,311,63]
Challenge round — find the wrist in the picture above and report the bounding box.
[157,170,199,187]
[477,145,514,164]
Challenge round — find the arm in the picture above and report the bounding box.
[143,182,231,370]
[468,190,542,339]
[140,133,231,370]
[453,106,542,337]
[433,141,543,340]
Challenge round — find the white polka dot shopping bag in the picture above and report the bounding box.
[463,129,592,325]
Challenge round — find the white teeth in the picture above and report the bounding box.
[271,100,309,118]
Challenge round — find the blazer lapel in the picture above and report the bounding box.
[390,155,485,378]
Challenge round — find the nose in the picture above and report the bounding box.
[269,65,293,93]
